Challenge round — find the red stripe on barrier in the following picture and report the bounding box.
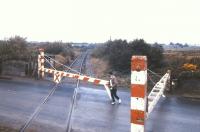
[39,57,44,62]
[131,84,146,98]
[83,77,89,82]
[61,72,64,77]
[66,74,70,77]
[74,75,79,79]
[131,56,147,71]
[131,110,145,125]
[94,79,100,85]
[55,73,60,81]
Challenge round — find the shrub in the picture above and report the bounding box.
[92,39,164,74]
[178,71,200,80]
[182,63,198,71]
[43,42,74,58]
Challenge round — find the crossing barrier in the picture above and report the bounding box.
[147,70,170,116]
[38,49,111,99]
[38,49,171,132]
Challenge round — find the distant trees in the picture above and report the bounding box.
[0,36,29,74]
[43,42,75,59]
[92,39,164,74]
[169,42,189,48]
[0,36,28,60]
[44,42,64,55]
[0,36,75,75]
[104,40,131,73]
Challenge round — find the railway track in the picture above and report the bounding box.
[65,51,88,132]
[19,51,88,132]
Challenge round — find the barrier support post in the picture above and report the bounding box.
[38,48,45,79]
[131,56,147,132]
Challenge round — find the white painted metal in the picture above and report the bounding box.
[131,97,145,111]
[131,123,144,132]
[40,51,45,78]
[147,72,170,116]
[38,55,41,75]
[53,72,61,84]
[131,70,147,85]
[42,67,111,99]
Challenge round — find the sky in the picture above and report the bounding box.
[0,0,200,44]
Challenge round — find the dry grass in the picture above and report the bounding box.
[55,55,66,63]
[90,57,130,88]
[74,48,82,57]
[164,50,200,61]
[117,75,130,88]
[164,50,200,72]
[90,58,109,79]
[54,54,76,71]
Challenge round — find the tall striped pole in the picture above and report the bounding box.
[38,54,41,79]
[131,56,147,132]
[38,48,45,79]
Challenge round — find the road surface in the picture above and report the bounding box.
[0,78,200,132]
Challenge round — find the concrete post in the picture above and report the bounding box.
[38,48,45,79]
[131,56,147,132]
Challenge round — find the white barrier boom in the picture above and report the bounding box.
[147,70,170,116]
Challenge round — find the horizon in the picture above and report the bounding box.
[1,35,200,46]
[1,0,200,45]
[0,35,200,46]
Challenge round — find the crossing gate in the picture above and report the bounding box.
[38,49,170,132]
[131,56,170,132]
[38,49,112,99]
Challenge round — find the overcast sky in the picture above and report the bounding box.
[0,0,199,44]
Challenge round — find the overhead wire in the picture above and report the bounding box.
[44,54,81,75]
[147,69,162,78]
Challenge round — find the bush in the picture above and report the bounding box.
[178,71,200,80]
[0,36,30,75]
[45,42,64,54]
[43,42,75,59]
[182,63,197,71]
[92,39,164,74]
[0,36,28,61]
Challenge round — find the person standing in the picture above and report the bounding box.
[109,72,121,105]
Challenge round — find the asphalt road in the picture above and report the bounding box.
[146,96,200,132]
[0,78,77,132]
[0,78,200,132]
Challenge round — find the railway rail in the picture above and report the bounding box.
[19,51,88,132]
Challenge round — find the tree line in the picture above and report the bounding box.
[92,39,164,74]
[0,36,74,75]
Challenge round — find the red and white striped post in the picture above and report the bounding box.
[131,56,147,132]
[38,48,45,79]
[38,54,41,78]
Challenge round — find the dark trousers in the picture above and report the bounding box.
[111,88,119,102]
